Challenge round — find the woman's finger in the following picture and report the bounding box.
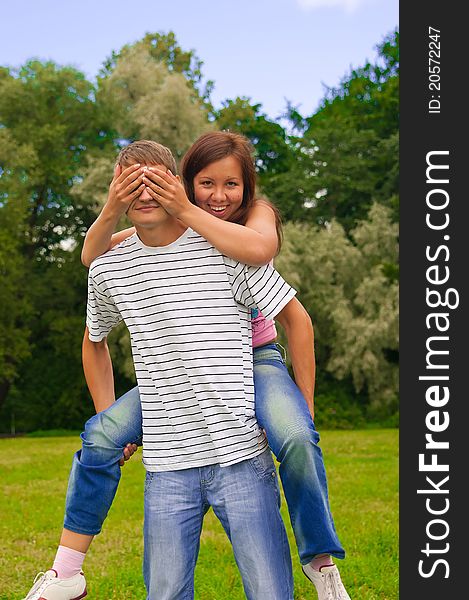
[143,177,173,199]
[145,168,172,191]
[145,185,163,201]
[120,171,145,195]
[117,164,143,188]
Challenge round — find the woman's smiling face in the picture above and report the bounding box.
[193,155,244,221]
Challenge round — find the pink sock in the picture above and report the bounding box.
[52,545,86,579]
[311,554,335,572]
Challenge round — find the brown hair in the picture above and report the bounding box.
[181,131,283,253]
[117,139,177,173]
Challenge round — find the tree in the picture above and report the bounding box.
[97,38,212,158]
[0,61,104,424]
[0,61,104,258]
[214,97,312,220]
[216,97,292,176]
[285,29,399,231]
[100,31,214,103]
[0,182,31,417]
[275,203,398,420]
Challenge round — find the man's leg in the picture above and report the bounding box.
[143,468,206,600]
[207,449,294,600]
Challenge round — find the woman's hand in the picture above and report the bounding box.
[105,164,146,219]
[119,443,138,467]
[143,168,193,218]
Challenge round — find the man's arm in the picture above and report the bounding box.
[275,298,316,419]
[82,327,115,413]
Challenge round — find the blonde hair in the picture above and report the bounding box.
[117,139,177,173]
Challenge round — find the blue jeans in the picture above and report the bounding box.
[64,344,344,564]
[253,344,344,563]
[64,387,143,535]
[143,449,293,600]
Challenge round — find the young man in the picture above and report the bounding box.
[31,140,296,600]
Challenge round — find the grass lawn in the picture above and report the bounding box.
[0,429,398,599]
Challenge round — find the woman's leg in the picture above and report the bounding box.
[23,387,143,597]
[253,344,345,565]
[63,385,143,540]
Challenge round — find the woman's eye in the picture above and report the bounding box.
[226,181,237,187]
[201,181,212,186]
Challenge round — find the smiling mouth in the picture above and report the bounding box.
[209,205,228,213]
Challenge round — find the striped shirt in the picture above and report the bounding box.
[87,228,296,472]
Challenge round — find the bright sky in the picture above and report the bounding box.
[1,0,398,119]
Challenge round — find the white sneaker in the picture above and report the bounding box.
[302,564,351,600]
[22,570,87,600]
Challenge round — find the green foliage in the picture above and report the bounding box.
[0,30,399,432]
[275,203,398,419]
[97,36,212,158]
[286,29,399,230]
[216,97,293,176]
[100,31,214,102]
[314,385,368,430]
[0,202,32,402]
[0,61,103,253]
[25,429,82,437]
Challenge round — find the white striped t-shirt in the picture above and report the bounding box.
[86,228,296,472]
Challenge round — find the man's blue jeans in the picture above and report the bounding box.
[143,449,293,600]
[64,344,344,564]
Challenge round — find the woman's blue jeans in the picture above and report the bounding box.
[64,343,345,564]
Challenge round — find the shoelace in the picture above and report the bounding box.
[25,571,54,599]
[323,569,347,600]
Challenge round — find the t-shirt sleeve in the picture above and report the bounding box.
[224,258,297,321]
[86,270,122,342]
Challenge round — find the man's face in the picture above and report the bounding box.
[126,162,171,228]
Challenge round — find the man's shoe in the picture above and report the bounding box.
[22,569,87,600]
[302,563,351,600]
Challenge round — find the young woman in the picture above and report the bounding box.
[23,133,350,600]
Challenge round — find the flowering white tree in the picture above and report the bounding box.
[275,203,398,416]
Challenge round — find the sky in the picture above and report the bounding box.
[0,0,398,120]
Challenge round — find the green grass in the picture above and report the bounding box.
[0,430,398,599]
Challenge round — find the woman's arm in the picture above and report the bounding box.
[144,169,278,266]
[81,164,143,267]
[180,201,278,266]
[82,217,135,267]
[275,298,316,418]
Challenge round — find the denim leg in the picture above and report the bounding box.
[208,450,294,600]
[254,345,345,564]
[143,469,206,600]
[63,386,142,535]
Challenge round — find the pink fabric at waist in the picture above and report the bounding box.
[251,309,277,348]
